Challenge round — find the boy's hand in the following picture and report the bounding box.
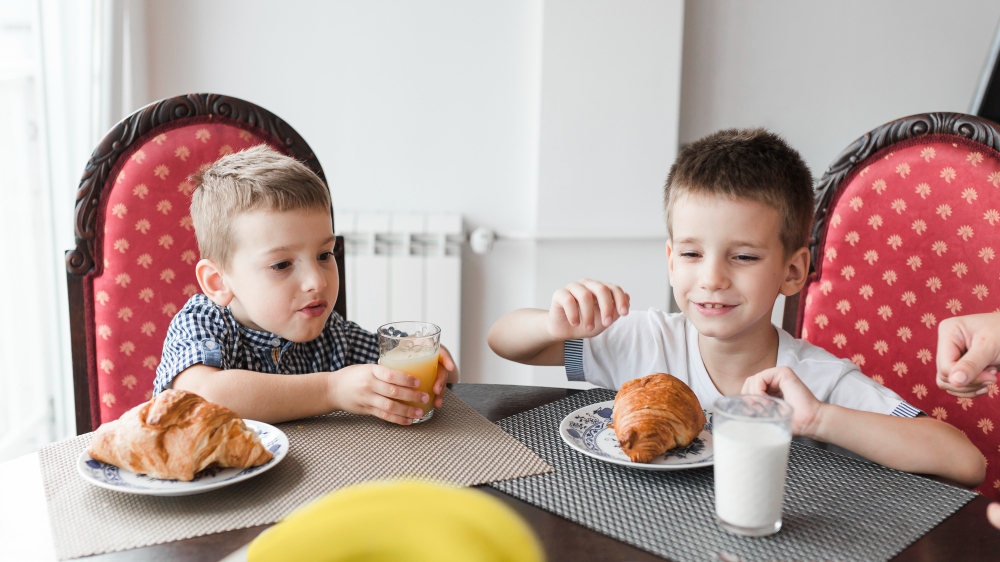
[330,364,429,425]
[547,279,630,340]
[741,367,824,438]
[431,345,460,409]
[935,313,1000,397]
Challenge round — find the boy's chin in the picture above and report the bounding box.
[689,315,772,342]
[285,327,327,343]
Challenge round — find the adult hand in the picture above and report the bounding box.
[935,313,1000,397]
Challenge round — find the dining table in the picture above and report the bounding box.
[3,382,1000,561]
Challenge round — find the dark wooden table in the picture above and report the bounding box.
[80,383,1000,561]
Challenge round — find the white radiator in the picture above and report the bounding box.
[334,212,463,364]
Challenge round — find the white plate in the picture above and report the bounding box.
[559,400,713,470]
[77,420,289,496]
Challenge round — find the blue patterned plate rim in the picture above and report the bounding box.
[558,400,714,470]
[76,420,289,496]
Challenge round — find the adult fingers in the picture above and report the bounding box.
[987,502,1000,530]
[937,371,995,394]
[936,321,966,382]
[950,347,1000,386]
[943,388,989,398]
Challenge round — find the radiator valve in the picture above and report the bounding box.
[469,227,495,255]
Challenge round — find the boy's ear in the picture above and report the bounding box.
[195,259,235,306]
[779,247,811,297]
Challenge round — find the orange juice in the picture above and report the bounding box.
[380,345,440,417]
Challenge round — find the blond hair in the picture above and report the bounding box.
[664,128,814,256]
[189,144,331,269]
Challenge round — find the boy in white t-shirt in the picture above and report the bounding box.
[489,128,984,487]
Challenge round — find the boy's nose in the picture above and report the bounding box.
[698,260,730,291]
[300,263,328,292]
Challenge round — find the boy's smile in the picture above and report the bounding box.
[221,208,339,343]
[667,193,807,347]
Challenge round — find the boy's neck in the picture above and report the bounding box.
[697,320,779,396]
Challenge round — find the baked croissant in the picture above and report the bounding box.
[612,374,706,463]
[88,389,273,481]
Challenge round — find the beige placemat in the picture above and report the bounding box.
[39,390,552,559]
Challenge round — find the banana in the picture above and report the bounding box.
[246,479,545,562]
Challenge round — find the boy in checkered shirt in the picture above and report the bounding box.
[154,145,458,424]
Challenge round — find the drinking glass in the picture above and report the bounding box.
[712,394,794,537]
[377,322,441,423]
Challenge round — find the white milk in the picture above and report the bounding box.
[713,420,792,531]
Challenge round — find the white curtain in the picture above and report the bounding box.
[0,0,146,460]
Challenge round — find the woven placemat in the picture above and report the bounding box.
[489,388,977,562]
[40,390,552,560]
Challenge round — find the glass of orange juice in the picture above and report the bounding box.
[377,322,441,423]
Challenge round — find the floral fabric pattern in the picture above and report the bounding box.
[91,124,278,423]
[801,138,1000,499]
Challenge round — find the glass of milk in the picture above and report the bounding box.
[712,395,794,537]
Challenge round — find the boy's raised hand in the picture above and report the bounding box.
[547,279,630,340]
[741,367,824,438]
[330,364,430,425]
[431,345,460,409]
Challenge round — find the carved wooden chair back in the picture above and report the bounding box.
[66,94,345,433]
[783,113,1000,498]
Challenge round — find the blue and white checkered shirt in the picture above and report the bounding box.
[153,294,379,395]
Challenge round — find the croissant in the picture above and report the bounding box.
[612,374,707,463]
[87,389,273,481]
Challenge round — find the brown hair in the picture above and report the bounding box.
[663,128,814,255]
[189,144,331,269]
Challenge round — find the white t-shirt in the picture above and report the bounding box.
[565,309,920,418]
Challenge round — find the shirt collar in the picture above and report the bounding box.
[223,306,285,347]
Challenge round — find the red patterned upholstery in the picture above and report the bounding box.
[800,135,1000,498]
[89,123,282,423]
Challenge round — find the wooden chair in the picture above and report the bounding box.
[66,93,345,434]
[784,112,1000,498]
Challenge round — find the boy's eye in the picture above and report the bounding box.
[318,251,334,262]
[270,261,292,271]
[680,252,701,258]
[733,255,759,262]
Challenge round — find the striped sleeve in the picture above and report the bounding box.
[564,339,585,381]
[889,402,923,418]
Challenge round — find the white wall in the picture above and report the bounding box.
[142,1,998,386]
[145,0,545,384]
[681,0,1000,185]
[679,0,1000,325]
[529,0,684,386]
[143,0,685,386]
[536,0,683,238]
